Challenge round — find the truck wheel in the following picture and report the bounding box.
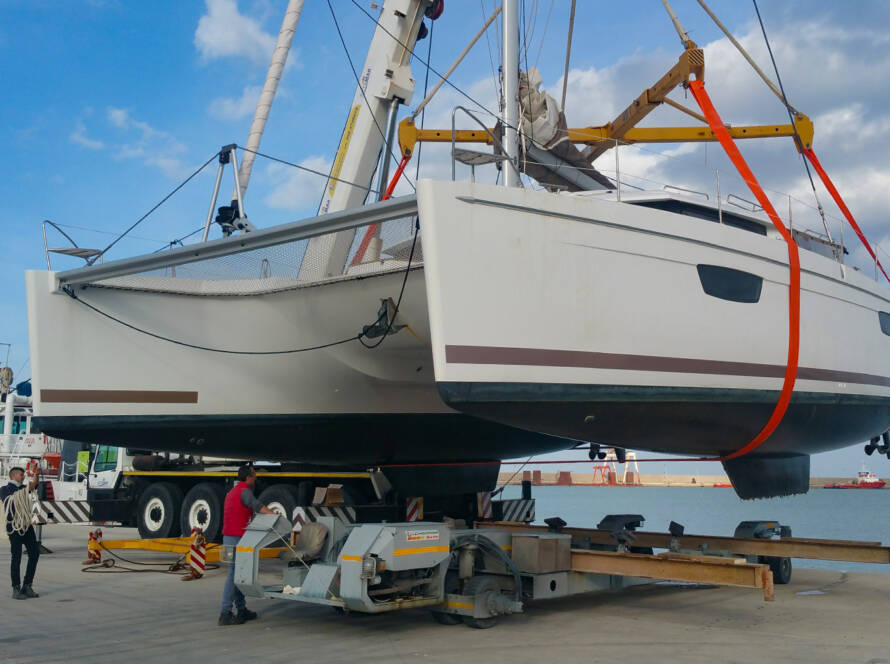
[460,576,501,629]
[766,556,792,585]
[291,481,313,506]
[136,482,183,539]
[259,484,297,521]
[180,483,225,541]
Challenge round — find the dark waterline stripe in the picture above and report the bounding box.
[41,389,198,404]
[444,345,890,388]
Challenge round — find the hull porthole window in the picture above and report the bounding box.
[879,312,890,336]
[696,264,763,303]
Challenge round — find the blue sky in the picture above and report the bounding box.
[3,0,890,478]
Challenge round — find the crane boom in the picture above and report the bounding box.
[298,0,432,281]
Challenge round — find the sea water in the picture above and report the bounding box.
[498,484,890,574]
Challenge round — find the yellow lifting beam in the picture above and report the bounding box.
[583,45,705,161]
[397,117,813,157]
[397,41,814,161]
[87,534,286,564]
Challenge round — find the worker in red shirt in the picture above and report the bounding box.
[219,464,274,626]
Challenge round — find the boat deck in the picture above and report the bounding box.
[3,525,889,663]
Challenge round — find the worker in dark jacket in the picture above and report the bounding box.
[219,464,274,625]
[1,466,41,599]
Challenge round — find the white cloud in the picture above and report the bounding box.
[264,156,332,212]
[69,120,105,150]
[526,15,890,276]
[106,107,189,179]
[209,85,261,121]
[194,0,276,64]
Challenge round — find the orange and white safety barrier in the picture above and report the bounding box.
[184,528,206,581]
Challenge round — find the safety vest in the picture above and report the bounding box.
[222,482,253,538]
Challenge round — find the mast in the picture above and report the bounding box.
[235,0,306,203]
[502,0,520,188]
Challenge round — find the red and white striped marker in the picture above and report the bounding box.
[84,529,102,565]
[405,497,424,521]
[184,528,206,580]
[476,491,492,520]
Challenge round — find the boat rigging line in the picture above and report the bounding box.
[750,0,834,253]
[480,0,500,104]
[89,143,389,263]
[748,0,888,283]
[693,0,835,248]
[61,151,422,355]
[411,3,502,119]
[90,150,221,264]
[533,0,554,67]
[151,226,205,253]
[236,145,379,195]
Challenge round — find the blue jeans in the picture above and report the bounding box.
[220,535,246,614]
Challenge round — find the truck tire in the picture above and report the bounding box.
[291,481,313,507]
[259,484,297,521]
[136,482,183,539]
[180,483,225,541]
[460,575,501,629]
[765,556,792,585]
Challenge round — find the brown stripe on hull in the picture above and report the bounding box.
[41,389,198,404]
[444,345,890,388]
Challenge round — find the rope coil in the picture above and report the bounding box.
[2,482,36,536]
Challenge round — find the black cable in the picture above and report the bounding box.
[94,151,221,263]
[237,146,379,194]
[63,285,362,355]
[62,217,421,355]
[358,217,419,349]
[326,0,416,194]
[752,0,826,230]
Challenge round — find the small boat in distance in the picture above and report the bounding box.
[825,466,886,489]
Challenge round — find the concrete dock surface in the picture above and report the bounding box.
[2,525,889,664]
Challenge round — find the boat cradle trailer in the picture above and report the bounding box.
[231,510,890,628]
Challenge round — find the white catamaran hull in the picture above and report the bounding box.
[26,180,890,474]
[419,181,890,460]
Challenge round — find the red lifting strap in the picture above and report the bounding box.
[802,149,890,284]
[688,79,801,460]
[350,153,413,268]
